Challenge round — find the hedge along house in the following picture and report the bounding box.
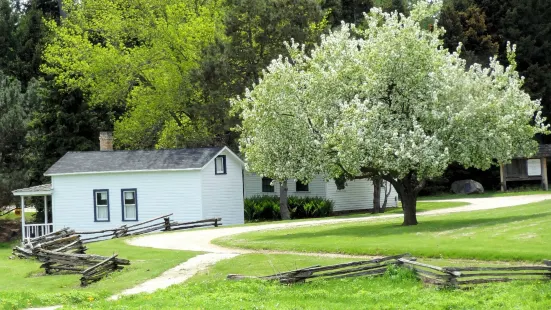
[13,132,245,240]
[499,144,551,191]
[243,172,399,213]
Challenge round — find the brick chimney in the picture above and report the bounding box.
[99,131,114,151]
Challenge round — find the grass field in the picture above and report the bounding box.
[0,239,199,309]
[0,210,35,221]
[215,200,551,261]
[418,190,546,201]
[68,253,551,309]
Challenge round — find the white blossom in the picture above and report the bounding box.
[231,2,548,184]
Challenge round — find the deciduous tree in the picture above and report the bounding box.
[42,0,225,149]
[233,1,548,225]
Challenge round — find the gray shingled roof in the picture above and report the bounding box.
[45,147,224,175]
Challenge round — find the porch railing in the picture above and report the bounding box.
[24,224,54,240]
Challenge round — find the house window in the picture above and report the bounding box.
[94,190,110,222]
[296,180,309,192]
[262,177,274,192]
[215,155,226,175]
[122,189,138,221]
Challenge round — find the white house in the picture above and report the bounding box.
[13,132,399,240]
[244,172,399,213]
[13,133,245,240]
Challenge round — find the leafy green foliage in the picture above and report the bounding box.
[244,195,333,221]
[42,0,226,149]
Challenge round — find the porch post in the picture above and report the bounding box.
[20,196,25,241]
[44,196,48,224]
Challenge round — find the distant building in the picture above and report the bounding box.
[500,144,551,191]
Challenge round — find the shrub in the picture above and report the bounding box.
[244,196,333,221]
[288,196,333,219]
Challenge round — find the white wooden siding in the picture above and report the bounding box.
[243,172,327,198]
[201,150,245,225]
[51,170,203,232]
[243,172,398,212]
[325,179,399,212]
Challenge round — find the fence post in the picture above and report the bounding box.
[214,218,218,227]
[164,217,171,231]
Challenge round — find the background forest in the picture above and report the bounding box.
[1,0,550,209]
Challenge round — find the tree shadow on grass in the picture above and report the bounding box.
[258,212,550,241]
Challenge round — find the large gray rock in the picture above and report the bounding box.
[451,179,484,194]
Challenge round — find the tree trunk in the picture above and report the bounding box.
[372,178,382,214]
[384,173,424,226]
[279,180,291,220]
[381,181,392,212]
[401,191,418,225]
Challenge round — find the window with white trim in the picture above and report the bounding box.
[122,189,137,221]
[94,190,109,222]
[215,155,226,175]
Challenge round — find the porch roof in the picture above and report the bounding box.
[12,184,52,196]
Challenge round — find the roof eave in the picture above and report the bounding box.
[45,167,203,177]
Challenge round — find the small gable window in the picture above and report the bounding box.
[296,180,309,192]
[215,155,226,175]
[94,189,110,222]
[262,177,274,192]
[122,189,138,221]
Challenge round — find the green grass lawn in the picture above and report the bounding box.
[0,239,199,309]
[215,200,551,261]
[69,253,551,309]
[418,189,547,201]
[0,210,35,221]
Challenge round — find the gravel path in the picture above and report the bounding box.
[109,194,551,300]
[109,253,239,300]
[128,194,551,253]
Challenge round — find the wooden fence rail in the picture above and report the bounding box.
[12,214,222,286]
[75,215,222,242]
[34,249,130,286]
[397,258,551,287]
[228,254,412,283]
[228,255,551,288]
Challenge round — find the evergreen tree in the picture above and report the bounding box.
[0,0,20,77]
[440,0,498,66]
[0,72,39,209]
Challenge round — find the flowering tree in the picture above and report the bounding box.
[233,1,548,225]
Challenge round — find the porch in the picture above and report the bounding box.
[12,184,53,240]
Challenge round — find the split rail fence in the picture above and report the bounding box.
[77,214,222,243]
[12,214,222,286]
[399,257,551,287]
[228,254,551,288]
